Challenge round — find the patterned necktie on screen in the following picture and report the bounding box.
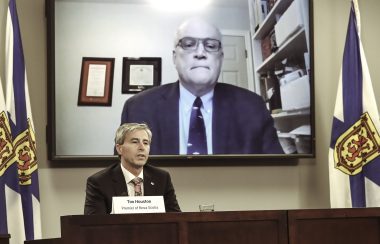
[187,97,208,155]
[131,177,143,196]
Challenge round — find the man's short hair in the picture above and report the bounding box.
[173,17,223,48]
[115,123,152,145]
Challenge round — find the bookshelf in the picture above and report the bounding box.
[248,0,312,154]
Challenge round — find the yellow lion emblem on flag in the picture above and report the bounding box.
[334,112,380,175]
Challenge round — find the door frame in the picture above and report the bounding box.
[221,29,255,92]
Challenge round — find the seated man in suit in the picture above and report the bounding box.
[121,17,283,155]
[84,123,181,214]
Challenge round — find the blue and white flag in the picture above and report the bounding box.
[0,76,22,242]
[329,0,380,208]
[0,0,42,243]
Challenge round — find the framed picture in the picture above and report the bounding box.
[78,57,115,106]
[122,57,161,94]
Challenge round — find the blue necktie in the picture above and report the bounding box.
[187,97,207,155]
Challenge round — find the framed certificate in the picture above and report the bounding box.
[122,57,161,94]
[78,57,115,106]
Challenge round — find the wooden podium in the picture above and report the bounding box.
[25,208,380,244]
[60,210,287,244]
[288,208,380,244]
[0,234,10,244]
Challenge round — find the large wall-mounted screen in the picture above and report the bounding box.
[46,0,314,164]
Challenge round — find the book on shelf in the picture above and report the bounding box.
[261,29,277,60]
[251,0,269,29]
[261,32,272,60]
[264,72,282,113]
[267,0,278,13]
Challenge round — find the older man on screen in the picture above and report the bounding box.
[121,17,283,155]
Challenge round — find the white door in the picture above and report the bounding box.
[219,31,254,92]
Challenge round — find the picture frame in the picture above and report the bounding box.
[78,57,115,106]
[122,57,161,94]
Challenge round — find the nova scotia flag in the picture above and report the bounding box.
[329,0,380,208]
[0,0,42,243]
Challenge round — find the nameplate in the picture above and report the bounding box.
[111,196,165,214]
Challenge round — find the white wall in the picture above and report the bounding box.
[0,0,379,240]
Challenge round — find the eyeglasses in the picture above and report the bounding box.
[176,37,222,52]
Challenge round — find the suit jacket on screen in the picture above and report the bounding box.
[84,163,181,214]
[121,81,284,155]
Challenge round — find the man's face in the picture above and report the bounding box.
[173,20,223,96]
[116,129,150,169]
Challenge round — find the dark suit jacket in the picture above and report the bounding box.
[84,163,181,214]
[121,81,284,155]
